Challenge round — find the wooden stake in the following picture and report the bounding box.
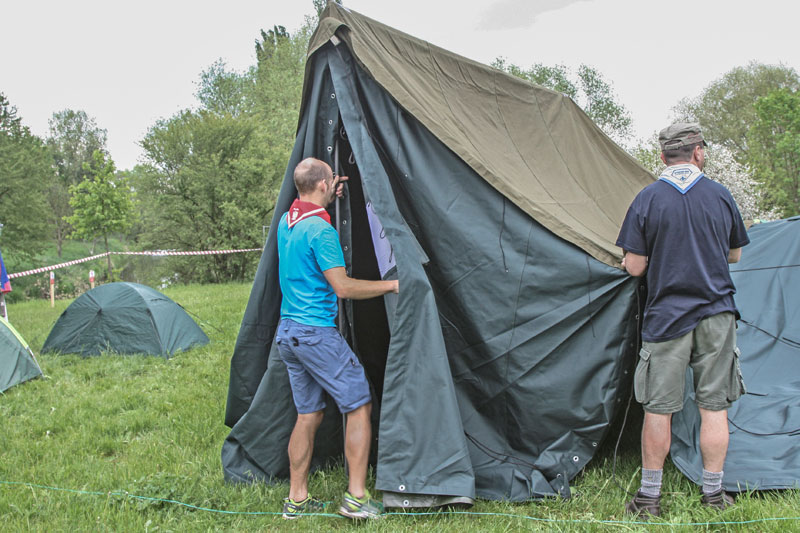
[50,272,55,307]
[89,270,95,289]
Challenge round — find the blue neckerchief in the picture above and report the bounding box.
[658,163,704,194]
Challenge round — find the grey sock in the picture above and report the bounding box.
[640,468,663,498]
[703,469,723,494]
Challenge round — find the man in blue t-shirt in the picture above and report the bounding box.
[275,157,398,520]
[617,124,749,518]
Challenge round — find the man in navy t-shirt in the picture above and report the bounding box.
[617,124,749,517]
[276,157,398,520]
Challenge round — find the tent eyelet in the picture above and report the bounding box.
[399,484,406,491]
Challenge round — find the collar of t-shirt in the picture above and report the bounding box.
[286,199,332,228]
[658,163,704,194]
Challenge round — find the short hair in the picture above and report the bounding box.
[662,142,703,165]
[293,158,331,194]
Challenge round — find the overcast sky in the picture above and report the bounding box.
[2,0,799,170]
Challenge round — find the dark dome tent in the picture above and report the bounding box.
[672,216,800,491]
[222,3,653,507]
[42,282,209,358]
[1,316,42,393]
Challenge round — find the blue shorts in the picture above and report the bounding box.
[275,318,371,414]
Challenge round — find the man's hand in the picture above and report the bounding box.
[333,174,349,198]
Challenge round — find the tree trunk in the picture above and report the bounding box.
[104,233,112,280]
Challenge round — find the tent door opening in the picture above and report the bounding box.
[333,125,393,436]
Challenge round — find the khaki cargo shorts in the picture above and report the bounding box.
[634,312,746,414]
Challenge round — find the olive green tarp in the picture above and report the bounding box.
[223,3,652,505]
[1,316,42,393]
[42,282,209,357]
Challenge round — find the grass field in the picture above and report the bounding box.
[1,283,798,532]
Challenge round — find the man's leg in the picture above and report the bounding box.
[698,407,729,498]
[287,410,324,502]
[344,402,372,498]
[642,412,672,470]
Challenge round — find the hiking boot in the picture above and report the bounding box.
[625,491,661,518]
[701,489,735,510]
[338,490,384,519]
[282,495,325,519]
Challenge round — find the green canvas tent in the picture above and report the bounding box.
[42,282,209,358]
[223,3,653,506]
[1,316,42,393]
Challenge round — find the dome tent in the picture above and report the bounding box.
[42,282,208,358]
[1,316,42,392]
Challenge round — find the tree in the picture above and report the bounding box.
[673,62,800,159]
[0,93,52,264]
[65,150,136,279]
[492,59,633,144]
[748,89,800,217]
[46,110,108,257]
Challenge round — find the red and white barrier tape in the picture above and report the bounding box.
[8,249,263,279]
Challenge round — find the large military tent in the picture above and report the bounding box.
[42,282,209,357]
[1,316,42,393]
[223,3,653,506]
[672,216,800,491]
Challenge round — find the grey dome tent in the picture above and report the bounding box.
[1,316,42,392]
[42,282,209,358]
[671,216,800,491]
[222,3,654,506]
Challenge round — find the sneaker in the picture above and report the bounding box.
[282,495,325,519]
[701,488,735,510]
[625,490,661,518]
[338,490,384,519]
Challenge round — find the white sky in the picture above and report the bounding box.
[2,0,799,170]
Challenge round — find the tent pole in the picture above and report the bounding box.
[334,138,349,477]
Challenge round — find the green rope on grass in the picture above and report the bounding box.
[2,479,799,526]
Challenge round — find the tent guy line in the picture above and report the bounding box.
[1,480,799,527]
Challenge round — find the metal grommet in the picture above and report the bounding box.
[399,484,406,491]
[326,146,332,152]
[342,220,347,225]
[343,245,348,251]
[403,499,409,506]
[573,455,580,462]
[331,93,336,99]
[328,119,333,125]
[592,442,598,447]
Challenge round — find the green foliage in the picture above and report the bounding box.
[673,62,800,158]
[0,93,52,264]
[46,109,109,257]
[491,59,633,144]
[748,89,800,217]
[2,284,800,531]
[65,151,136,279]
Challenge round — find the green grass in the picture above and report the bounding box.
[1,283,799,531]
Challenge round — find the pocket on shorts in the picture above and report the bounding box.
[727,346,746,402]
[634,347,652,404]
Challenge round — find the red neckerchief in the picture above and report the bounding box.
[286,199,331,228]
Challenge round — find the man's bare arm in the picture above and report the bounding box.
[728,247,741,263]
[324,266,399,300]
[622,252,648,277]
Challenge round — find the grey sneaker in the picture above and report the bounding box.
[625,490,661,518]
[338,490,384,519]
[282,495,325,519]
[701,489,735,510]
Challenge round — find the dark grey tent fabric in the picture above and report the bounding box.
[223,14,646,503]
[42,282,209,358]
[1,317,42,392]
[672,216,800,491]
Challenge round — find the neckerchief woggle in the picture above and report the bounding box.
[659,163,704,194]
[286,199,332,228]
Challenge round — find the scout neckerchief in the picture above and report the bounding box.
[658,163,704,194]
[286,199,331,228]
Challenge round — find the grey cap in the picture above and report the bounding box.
[659,122,707,151]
